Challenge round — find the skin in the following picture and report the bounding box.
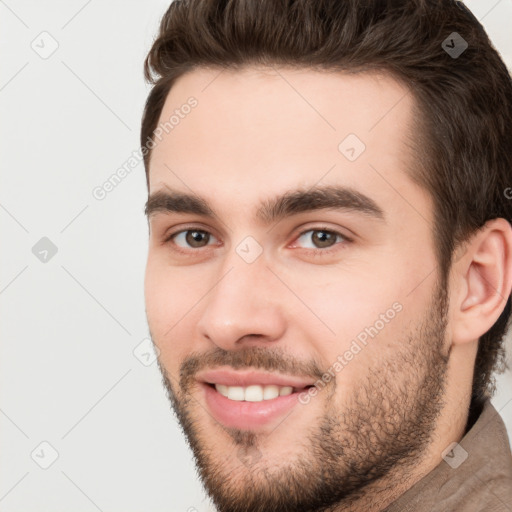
[144,66,512,511]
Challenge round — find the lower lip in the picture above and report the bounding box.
[201,383,306,430]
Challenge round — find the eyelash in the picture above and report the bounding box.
[163,226,351,257]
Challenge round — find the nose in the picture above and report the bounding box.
[196,257,287,350]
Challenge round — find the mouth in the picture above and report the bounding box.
[205,382,312,401]
[197,369,316,430]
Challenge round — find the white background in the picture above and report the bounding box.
[1,1,511,511]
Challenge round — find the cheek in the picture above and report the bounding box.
[287,267,414,365]
[144,259,188,341]
[144,258,211,371]
[290,268,399,333]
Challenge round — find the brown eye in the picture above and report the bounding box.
[296,229,344,250]
[312,230,337,248]
[171,229,213,249]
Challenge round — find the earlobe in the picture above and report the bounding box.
[452,218,512,345]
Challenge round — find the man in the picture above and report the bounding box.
[141,0,512,510]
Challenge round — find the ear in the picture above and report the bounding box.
[451,218,512,346]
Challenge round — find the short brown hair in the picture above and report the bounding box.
[141,0,512,403]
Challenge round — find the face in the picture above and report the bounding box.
[144,67,451,511]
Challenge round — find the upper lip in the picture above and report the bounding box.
[197,368,316,389]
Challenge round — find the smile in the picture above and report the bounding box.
[196,368,315,429]
[214,383,299,401]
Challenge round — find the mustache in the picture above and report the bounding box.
[178,345,325,391]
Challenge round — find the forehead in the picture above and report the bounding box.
[148,66,427,224]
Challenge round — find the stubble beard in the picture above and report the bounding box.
[155,284,450,512]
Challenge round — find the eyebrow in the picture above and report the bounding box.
[144,185,385,224]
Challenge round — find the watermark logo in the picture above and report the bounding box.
[442,442,468,469]
[338,133,366,162]
[31,441,59,469]
[133,337,160,367]
[32,237,58,263]
[31,31,59,59]
[237,445,262,468]
[236,236,263,264]
[442,32,468,59]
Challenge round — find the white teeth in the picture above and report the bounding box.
[263,385,280,400]
[214,383,296,402]
[244,385,263,402]
[279,386,293,396]
[215,384,229,397]
[227,386,245,401]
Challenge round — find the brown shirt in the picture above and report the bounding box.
[384,399,512,512]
